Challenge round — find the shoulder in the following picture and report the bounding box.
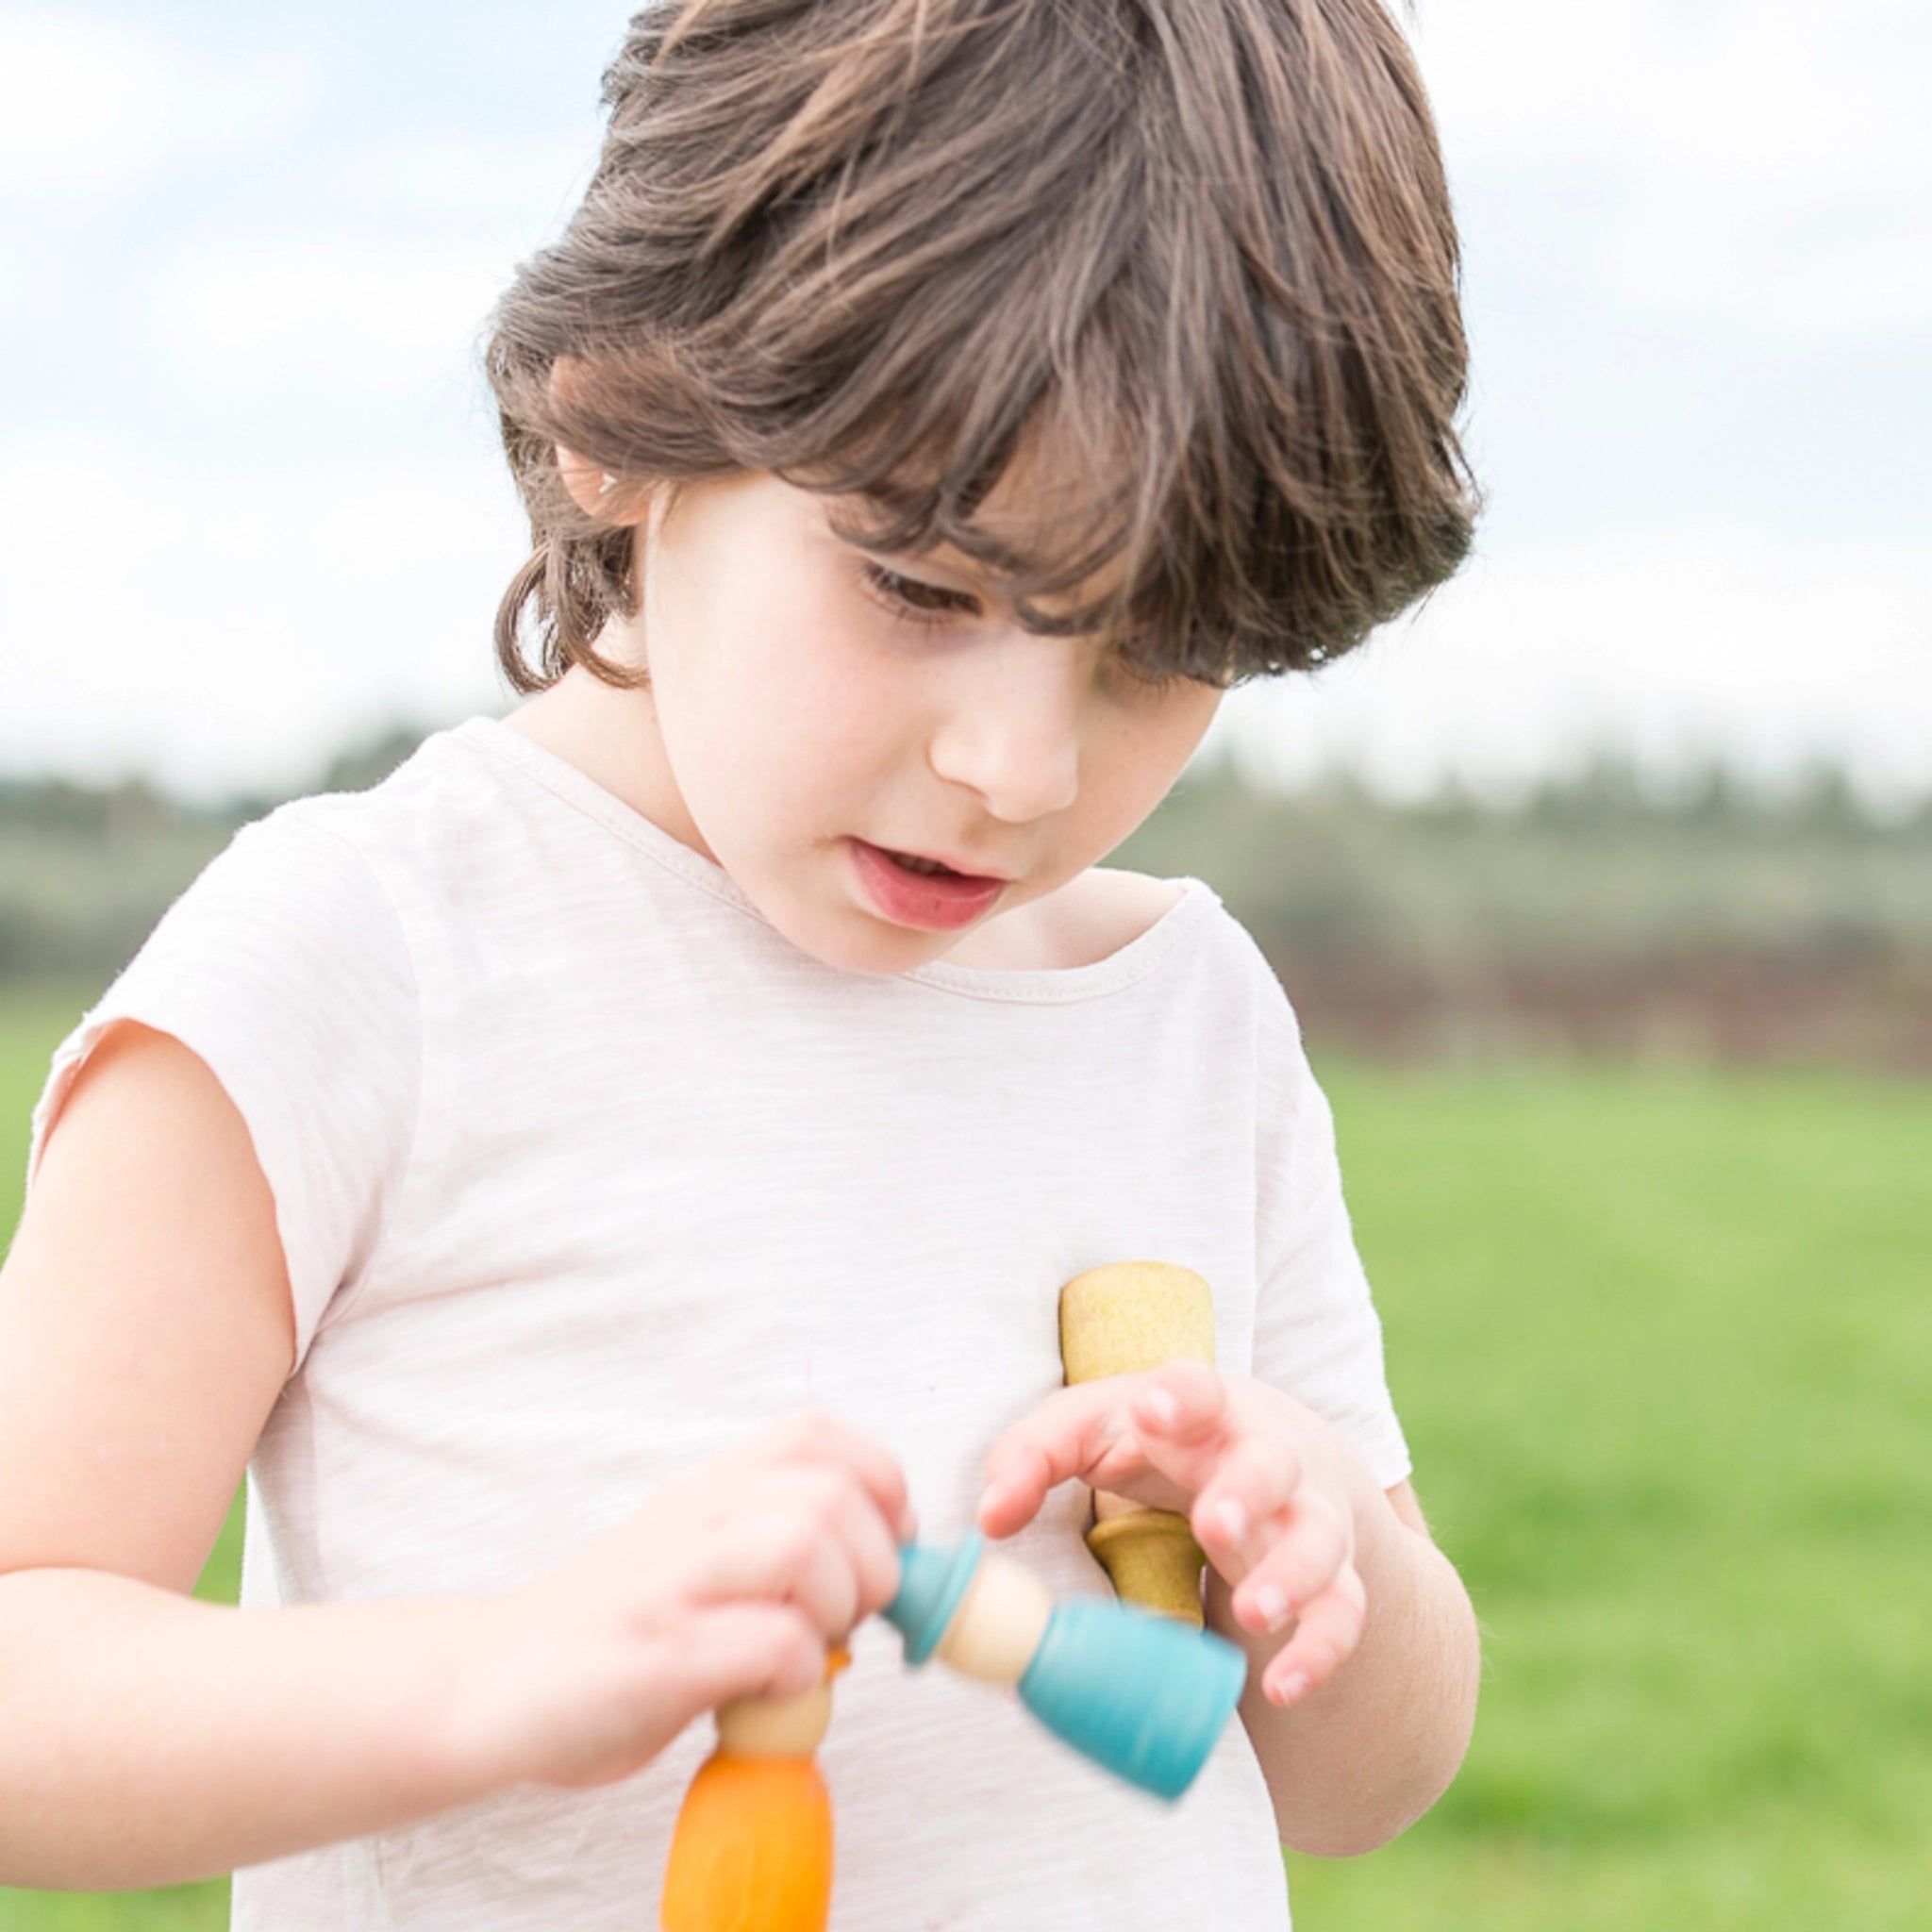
[286,724,502,867]
[32,797,430,1370]
[239,722,570,933]
[157,801,400,947]
[71,793,427,1118]
[103,797,421,1061]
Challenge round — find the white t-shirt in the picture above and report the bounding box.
[28,717,1409,1931]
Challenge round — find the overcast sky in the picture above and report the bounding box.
[2,1,1926,807]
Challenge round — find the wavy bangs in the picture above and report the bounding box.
[487,0,1478,691]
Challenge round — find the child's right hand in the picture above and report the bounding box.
[445,1412,912,1792]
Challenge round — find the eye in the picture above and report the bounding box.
[858,560,982,625]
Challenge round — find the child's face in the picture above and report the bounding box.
[605,470,1224,975]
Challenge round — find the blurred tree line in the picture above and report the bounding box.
[1120,759,1932,1070]
[0,725,425,988]
[4,723,1928,1069]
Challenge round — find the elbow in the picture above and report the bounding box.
[1279,1592,1483,1858]
[1279,1731,1475,1858]
[1282,1753,1467,1858]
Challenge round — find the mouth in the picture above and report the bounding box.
[849,840,1009,932]
[878,847,1008,882]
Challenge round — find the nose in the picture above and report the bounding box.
[926,635,1085,823]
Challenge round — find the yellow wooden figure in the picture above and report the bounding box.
[1058,1262,1217,1626]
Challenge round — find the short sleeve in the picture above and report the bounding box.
[1249,991,1412,1491]
[26,804,420,1368]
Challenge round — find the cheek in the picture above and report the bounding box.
[1093,691,1222,816]
[660,586,802,750]
[1152,688,1224,787]
[680,625,902,835]
[744,591,914,776]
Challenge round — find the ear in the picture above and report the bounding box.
[556,443,631,519]
[549,355,649,523]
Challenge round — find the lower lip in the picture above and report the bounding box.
[849,840,1007,932]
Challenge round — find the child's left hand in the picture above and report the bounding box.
[976,1360,1365,1708]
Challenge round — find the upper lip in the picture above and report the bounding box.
[863,840,1012,882]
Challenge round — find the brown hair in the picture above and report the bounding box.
[486,0,1477,693]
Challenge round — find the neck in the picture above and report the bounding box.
[500,662,712,860]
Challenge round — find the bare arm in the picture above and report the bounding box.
[0,1024,498,1887]
[0,1024,908,1890]
[1207,1471,1479,1856]
[0,1569,512,1889]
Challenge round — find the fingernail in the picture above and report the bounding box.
[1213,1498,1248,1544]
[1274,1670,1310,1707]
[1145,1387,1180,1427]
[1253,1584,1289,1632]
[899,1503,920,1542]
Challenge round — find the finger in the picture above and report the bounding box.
[1189,1434,1307,1583]
[693,1465,895,1634]
[976,1439,1057,1538]
[1129,1358,1227,1445]
[1229,1491,1351,1636]
[1259,1560,1368,1707]
[977,1384,1141,1537]
[1125,1360,1252,1507]
[681,1603,827,1715]
[779,1527,865,1640]
[824,1471,907,1619]
[758,1461,908,1623]
[743,1409,918,1544]
[571,1604,824,1785]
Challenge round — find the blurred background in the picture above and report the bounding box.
[1,2,1927,1928]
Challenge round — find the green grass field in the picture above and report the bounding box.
[1,981,1926,1929]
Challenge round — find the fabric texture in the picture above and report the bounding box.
[27,717,1409,1931]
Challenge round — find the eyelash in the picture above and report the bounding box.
[855,559,1204,698]
[858,561,980,625]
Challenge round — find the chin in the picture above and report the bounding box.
[824,932,951,977]
[776,908,955,978]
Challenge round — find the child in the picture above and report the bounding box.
[0,1,1481,1925]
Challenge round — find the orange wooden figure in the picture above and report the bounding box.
[659,1649,849,1932]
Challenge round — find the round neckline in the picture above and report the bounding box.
[453,714,1217,1005]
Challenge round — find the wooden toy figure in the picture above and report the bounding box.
[659,1534,1248,1929]
[1058,1262,1218,1624]
[659,1648,849,1932]
[660,1262,1234,1927]
[884,1531,1246,1802]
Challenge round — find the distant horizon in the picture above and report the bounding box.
[6,713,1926,833]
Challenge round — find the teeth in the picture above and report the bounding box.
[891,852,952,876]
